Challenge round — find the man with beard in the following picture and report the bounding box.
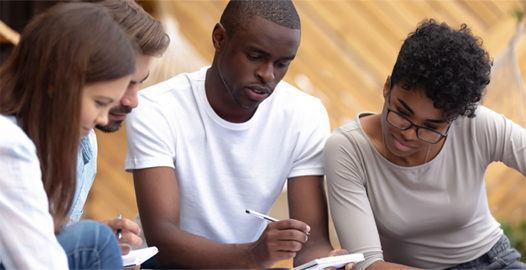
[125,0,352,269]
[71,0,169,258]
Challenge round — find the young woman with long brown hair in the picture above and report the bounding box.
[0,3,136,269]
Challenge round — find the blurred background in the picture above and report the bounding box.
[1,0,525,267]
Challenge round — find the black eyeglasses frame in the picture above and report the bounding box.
[386,90,450,144]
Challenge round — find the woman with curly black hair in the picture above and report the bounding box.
[324,19,526,269]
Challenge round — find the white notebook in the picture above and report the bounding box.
[291,253,365,270]
[122,246,159,268]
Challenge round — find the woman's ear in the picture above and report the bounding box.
[212,23,227,51]
[383,76,391,98]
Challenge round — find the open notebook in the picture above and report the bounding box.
[122,246,158,268]
[291,253,364,270]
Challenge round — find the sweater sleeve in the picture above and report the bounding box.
[473,106,526,175]
[324,128,383,270]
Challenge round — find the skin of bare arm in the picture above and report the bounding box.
[288,175,353,270]
[133,167,311,269]
[367,260,422,270]
[288,175,332,266]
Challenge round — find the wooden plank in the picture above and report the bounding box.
[379,1,426,34]
[291,50,382,116]
[298,1,389,80]
[488,0,523,15]
[0,20,20,44]
[210,0,229,13]
[287,62,365,127]
[292,19,385,110]
[295,2,383,93]
[342,1,404,48]
[84,129,137,221]
[426,0,486,32]
[356,1,409,42]
[88,179,137,221]
[166,1,216,62]
[459,0,501,29]
[480,16,521,56]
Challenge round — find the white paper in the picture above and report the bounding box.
[291,253,365,270]
[122,246,159,268]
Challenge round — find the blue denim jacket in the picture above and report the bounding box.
[69,129,97,222]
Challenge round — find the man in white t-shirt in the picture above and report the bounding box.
[125,0,352,269]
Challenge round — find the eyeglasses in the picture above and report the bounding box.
[386,90,450,144]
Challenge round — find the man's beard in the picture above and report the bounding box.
[95,105,132,133]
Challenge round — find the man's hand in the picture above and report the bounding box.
[100,217,142,255]
[246,219,311,268]
[325,249,355,270]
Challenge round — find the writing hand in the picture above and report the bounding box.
[247,219,311,268]
[100,217,142,255]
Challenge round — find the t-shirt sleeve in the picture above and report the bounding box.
[288,99,330,178]
[474,106,526,175]
[324,129,384,270]
[125,95,176,172]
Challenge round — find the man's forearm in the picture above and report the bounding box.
[293,237,334,266]
[146,223,256,269]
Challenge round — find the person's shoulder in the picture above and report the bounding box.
[275,80,322,104]
[329,113,372,144]
[459,104,505,128]
[474,104,500,119]
[138,68,203,102]
[337,113,372,133]
[272,81,327,119]
[0,115,25,141]
[0,115,36,155]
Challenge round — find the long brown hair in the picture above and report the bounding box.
[0,3,136,232]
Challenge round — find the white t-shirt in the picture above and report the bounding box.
[0,114,68,269]
[325,106,526,269]
[125,66,330,244]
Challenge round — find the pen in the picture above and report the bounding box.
[245,209,310,235]
[116,214,122,240]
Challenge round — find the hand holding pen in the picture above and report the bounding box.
[100,215,143,256]
[244,209,311,268]
[246,209,310,235]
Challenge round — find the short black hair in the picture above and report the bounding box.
[391,19,492,122]
[220,0,300,37]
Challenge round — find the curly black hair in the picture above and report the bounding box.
[390,19,492,122]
